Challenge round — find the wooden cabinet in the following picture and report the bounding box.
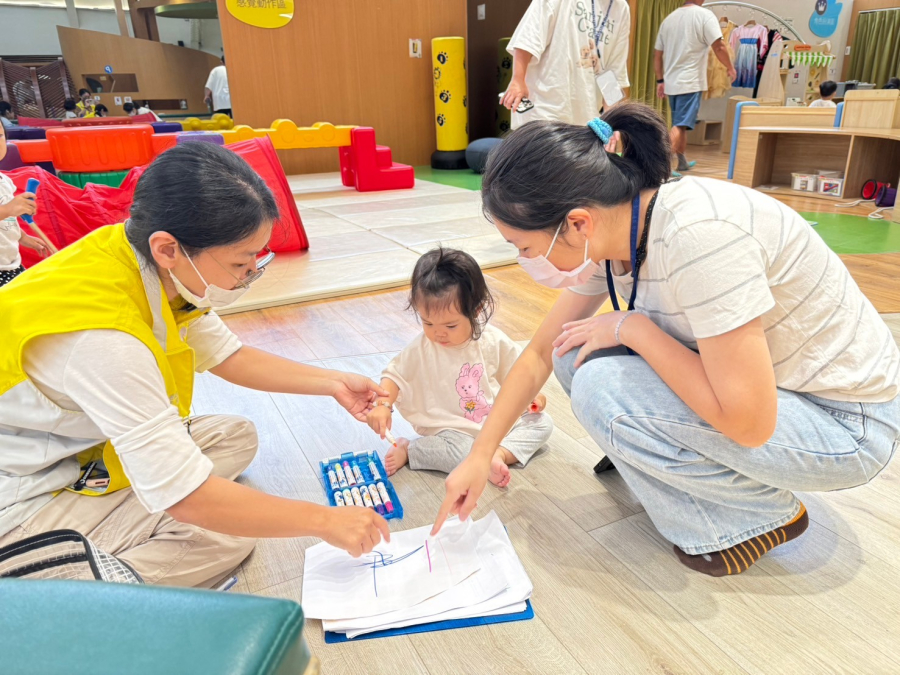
[734,126,900,203]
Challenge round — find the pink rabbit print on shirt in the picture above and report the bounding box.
[456,362,492,423]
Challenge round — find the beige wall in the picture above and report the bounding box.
[58,25,220,115]
[216,0,467,174]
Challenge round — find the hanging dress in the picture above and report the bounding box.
[730,23,768,89]
[705,20,736,99]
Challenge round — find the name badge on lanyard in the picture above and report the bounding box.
[591,0,623,107]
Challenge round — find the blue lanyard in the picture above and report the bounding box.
[590,0,616,53]
[606,194,642,313]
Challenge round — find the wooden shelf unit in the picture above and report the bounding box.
[734,126,900,204]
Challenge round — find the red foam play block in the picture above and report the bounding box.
[62,117,133,127]
[46,124,156,172]
[11,139,52,163]
[345,127,414,192]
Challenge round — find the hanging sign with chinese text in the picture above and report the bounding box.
[225,0,293,29]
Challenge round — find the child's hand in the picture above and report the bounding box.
[528,393,547,414]
[19,234,49,258]
[367,404,393,439]
[5,193,36,219]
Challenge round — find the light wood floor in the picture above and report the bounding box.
[196,144,900,673]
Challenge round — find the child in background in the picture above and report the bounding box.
[810,80,837,108]
[0,101,15,130]
[63,98,79,119]
[0,124,48,286]
[367,248,553,487]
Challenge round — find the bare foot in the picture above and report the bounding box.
[385,438,409,476]
[489,449,512,488]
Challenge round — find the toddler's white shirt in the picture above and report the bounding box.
[383,324,522,437]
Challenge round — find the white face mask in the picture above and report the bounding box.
[169,249,251,309]
[516,223,600,289]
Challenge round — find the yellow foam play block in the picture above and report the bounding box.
[219,121,356,149]
[178,113,235,131]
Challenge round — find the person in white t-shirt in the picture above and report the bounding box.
[655,0,735,172]
[431,101,900,579]
[501,0,631,129]
[0,143,392,585]
[137,101,162,120]
[0,125,49,286]
[367,248,553,487]
[204,56,232,117]
[809,80,838,108]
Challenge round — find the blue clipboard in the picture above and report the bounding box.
[323,599,534,643]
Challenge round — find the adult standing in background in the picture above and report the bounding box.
[204,56,232,118]
[655,0,735,172]
[76,89,95,117]
[502,0,631,129]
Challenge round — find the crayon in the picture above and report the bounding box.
[350,487,364,507]
[352,464,365,484]
[368,460,382,481]
[375,482,394,514]
[367,483,385,515]
[360,485,375,508]
[334,463,348,488]
[343,461,357,486]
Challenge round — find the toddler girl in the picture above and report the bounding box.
[367,247,553,487]
[1,125,47,286]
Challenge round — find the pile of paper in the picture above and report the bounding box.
[302,511,532,639]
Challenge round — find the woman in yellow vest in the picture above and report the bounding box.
[0,143,390,587]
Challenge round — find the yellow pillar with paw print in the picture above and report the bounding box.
[431,36,469,169]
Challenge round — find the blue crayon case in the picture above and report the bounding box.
[320,451,403,520]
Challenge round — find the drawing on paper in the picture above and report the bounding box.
[356,543,432,596]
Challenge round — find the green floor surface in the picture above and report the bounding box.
[799,212,900,255]
[415,166,482,191]
[409,172,900,256]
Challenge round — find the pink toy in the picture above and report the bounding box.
[456,363,491,424]
[339,127,414,192]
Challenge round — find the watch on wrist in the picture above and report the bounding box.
[375,400,393,412]
[656,78,664,84]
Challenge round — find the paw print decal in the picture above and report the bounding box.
[502,56,512,70]
[439,90,451,103]
[436,114,446,126]
[500,121,511,132]
[433,67,441,80]
[437,51,448,64]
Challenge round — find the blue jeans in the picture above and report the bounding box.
[553,349,900,554]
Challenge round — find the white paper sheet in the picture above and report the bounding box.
[302,515,482,620]
[323,511,534,638]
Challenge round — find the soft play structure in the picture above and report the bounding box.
[220,120,414,192]
[431,36,469,170]
[9,120,414,193]
[178,114,235,131]
[6,137,308,269]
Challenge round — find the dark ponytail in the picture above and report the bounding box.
[126,142,280,260]
[481,101,671,233]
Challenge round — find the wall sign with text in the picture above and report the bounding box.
[809,0,843,39]
[225,0,293,29]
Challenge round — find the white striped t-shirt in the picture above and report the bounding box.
[571,176,899,403]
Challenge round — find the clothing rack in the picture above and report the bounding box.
[704,1,803,42]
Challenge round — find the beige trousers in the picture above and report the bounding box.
[0,414,258,589]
